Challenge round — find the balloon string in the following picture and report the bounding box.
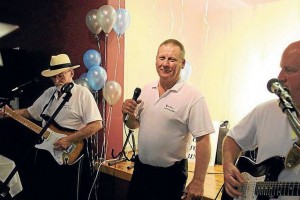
[169,0,174,37]
[104,34,108,69]
[104,106,113,161]
[149,0,156,36]
[180,0,184,36]
[114,36,120,81]
[94,34,101,52]
[95,125,99,162]
[203,0,210,44]
[100,97,106,161]
[117,0,121,36]
[95,91,100,164]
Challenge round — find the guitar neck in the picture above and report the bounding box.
[4,106,50,138]
[256,181,300,196]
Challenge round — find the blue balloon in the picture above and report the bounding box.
[87,66,107,91]
[83,49,102,69]
[113,8,131,37]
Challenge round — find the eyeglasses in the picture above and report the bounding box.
[51,70,71,79]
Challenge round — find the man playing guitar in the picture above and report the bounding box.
[0,54,102,200]
[222,41,300,200]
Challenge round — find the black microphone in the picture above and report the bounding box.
[11,78,39,92]
[124,87,141,123]
[267,78,292,103]
[61,82,74,93]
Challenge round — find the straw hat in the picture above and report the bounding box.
[41,54,80,77]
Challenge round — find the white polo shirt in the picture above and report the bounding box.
[28,83,102,130]
[137,79,214,167]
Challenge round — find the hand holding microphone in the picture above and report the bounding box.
[123,88,141,124]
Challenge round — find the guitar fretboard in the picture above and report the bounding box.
[256,181,300,196]
[4,106,50,138]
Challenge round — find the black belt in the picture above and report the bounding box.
[134,155,187,171]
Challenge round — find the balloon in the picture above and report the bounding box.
[80,72,89,81]
[113,8,131,37]
[87,66,107,91]
[74,78,96,93]
[78,73,97,93]
[83,49,101,69]
[181,61,192,81]
[103,81,122,106]
[85,9,102,35]
[97,5,117,34]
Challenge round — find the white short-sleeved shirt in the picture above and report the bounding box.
[136,79,214,167]
[28,83,102,130]
[227,99,300,200]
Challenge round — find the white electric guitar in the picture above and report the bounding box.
[221,156,300,200]
[4,105,84,165]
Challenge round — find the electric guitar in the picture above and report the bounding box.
[4,105,84,165]
[221,156,300,200]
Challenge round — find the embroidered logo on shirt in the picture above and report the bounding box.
[63,104,71,109]
[164,104,175,113]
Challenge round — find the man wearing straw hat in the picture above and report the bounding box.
[1,54,102,200]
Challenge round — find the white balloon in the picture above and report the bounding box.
[86,9,102,35]
[181,61,192,81]
[103,81,122,106]
[97,5,117,34]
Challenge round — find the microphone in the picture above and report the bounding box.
[11,78,39,92]
[267,78,292,103]
[61,82,74,93]
[124,87,141,123]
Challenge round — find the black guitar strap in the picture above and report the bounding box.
[40,90,56,122]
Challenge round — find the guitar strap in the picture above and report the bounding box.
[40,91,56,122]
[284,105,300,169]
[285,138,300,169]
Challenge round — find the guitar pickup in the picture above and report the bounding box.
[64,144,75,154]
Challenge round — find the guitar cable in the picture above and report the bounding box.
[214,183,224,200]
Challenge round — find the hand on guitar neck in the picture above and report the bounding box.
[221,156,299,200]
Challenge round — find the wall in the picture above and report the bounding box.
[124,0,300,128]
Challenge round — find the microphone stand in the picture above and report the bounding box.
[0,89,73,198]
[107,129,136,167]
[278,97,300,168]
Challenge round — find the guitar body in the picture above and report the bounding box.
[4,105,84,165]
[35,123,84,165]
[221,156,285,200]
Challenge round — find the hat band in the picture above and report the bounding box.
[50,63,72,70]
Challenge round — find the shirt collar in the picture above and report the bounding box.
[151,78,185,92]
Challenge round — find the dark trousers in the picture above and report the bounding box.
[14,148,92,200]
[127,155,188,200]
